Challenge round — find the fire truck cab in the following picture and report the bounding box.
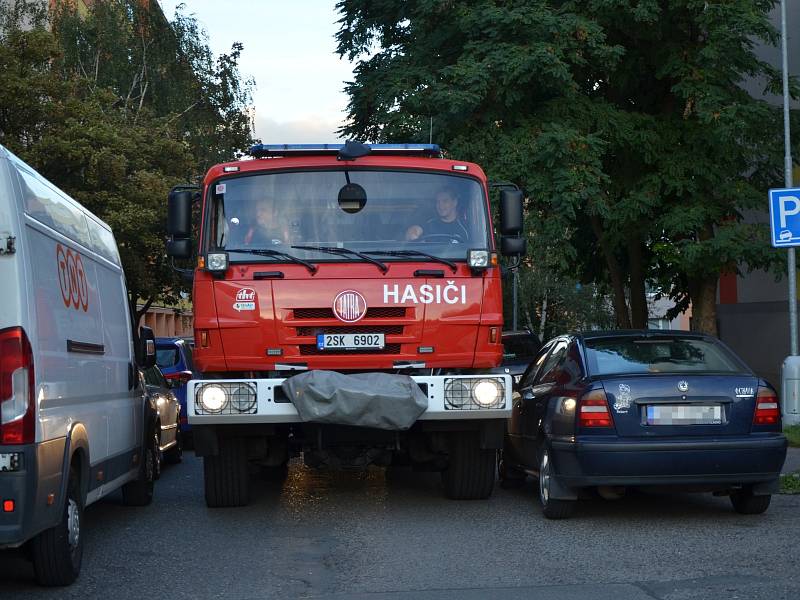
[166,142,525,507]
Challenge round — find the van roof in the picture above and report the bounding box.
[0,143,114,234]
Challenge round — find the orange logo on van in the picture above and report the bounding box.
[57,244,88,312]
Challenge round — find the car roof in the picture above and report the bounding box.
[573,329,710,342]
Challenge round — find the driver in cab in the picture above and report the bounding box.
[405,189,469,242]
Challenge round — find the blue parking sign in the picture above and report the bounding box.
[769,188,800,247]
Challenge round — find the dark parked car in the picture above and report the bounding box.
[492,330,542,384]
[156,337,197,433]
[501,330,787,519]
[141,365,182,476]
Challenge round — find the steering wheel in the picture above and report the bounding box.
[416,233,464,243]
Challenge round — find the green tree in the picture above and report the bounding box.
[0,0,254,328]
[336,0,798,335]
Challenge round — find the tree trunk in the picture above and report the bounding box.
[627,239,648,328]
[590,214,631,328]
[688,277,718,336]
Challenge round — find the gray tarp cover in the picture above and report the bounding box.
[282,371,428,430]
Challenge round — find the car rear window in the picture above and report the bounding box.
[584,337,746,376]
[156,347,180,369]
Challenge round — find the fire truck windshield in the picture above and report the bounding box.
[209,170,490,261]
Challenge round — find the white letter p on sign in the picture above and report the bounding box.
[780,196,800,228]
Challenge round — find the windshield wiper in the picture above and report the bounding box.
[364,250,457,273]
[292,245,388,274]
[225,248,318,274]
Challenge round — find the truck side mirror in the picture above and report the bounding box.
[166,238,192,259]
[167,190,193,239]
[136,326,156,369]
[499,190,524,236]
[501,236,527,257]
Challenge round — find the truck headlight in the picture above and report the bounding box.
[206,252,229,272]
[468,249,490,269]
[198,385,227,413]
[473,380,500,406]
[195,382,257,415]
[444,377,505,410]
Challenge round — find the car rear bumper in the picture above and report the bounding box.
[549,434,787,489]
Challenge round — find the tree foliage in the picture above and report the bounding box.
[0,0,254,326]
[336,0,799,336]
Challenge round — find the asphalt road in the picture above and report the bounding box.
[2,452,799,600]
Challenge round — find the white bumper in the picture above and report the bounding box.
[187,374,511,425]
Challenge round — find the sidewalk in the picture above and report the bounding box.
[783,446,800,474]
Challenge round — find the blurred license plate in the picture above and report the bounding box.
[646,404,723,426]
[317,333,385,350]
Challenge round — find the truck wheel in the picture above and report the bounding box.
[204,436,249,507]
[730,487,771,515]
[31,469,83,586]
[122,430,156,506]
[441,432,495,500]
[538,444,575,519]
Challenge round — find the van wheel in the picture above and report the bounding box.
[441,432,495,500]
[164,426,183,464]
[32,469,83,586]
[122,431,156,506]
[538,444,575,519]
[204,436,249,507]
[730,487,771,515]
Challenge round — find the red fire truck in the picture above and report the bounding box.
[166,142,525,507]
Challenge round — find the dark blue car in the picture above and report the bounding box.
[155,337,197,433]
[501,330,787,519]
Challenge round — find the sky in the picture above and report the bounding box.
[157,1,355,143]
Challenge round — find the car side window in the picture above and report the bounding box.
[520,342,554,389]
[536,341,569,385]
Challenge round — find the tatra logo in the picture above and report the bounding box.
[333,290,366,323]
[236,288,256,302]
[677,380,689,393]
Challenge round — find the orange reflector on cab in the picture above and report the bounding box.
[200,330,209,348]
[489,327,498,344]
[197,256,205,269]
[3,499,14,512]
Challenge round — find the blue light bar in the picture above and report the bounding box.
[249,143,442,158]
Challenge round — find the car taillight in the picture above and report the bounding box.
[0,327,35,445]
[165,370,193,385]
[578,389,614,428]
[753,387,780,426]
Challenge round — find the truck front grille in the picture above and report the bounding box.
[293,307,407,320]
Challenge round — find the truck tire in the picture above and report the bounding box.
[441,432,495,500]
[31,469,83,586]
[122,429,156,506]
[204,436,249,507]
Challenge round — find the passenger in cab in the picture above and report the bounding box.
[405,189,470,242]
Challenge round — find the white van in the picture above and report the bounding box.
[0,145,159,585]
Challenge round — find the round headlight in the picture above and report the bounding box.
[230,384,256,413]
[199,385,227,413]
[473,380,500,407]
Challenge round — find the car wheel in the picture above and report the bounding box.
[31,468,84,586]
[538,444,575,519]
[164,426,183,465]
[730,487,771,515]
[122,429,156,506]
[441,432,496,500]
